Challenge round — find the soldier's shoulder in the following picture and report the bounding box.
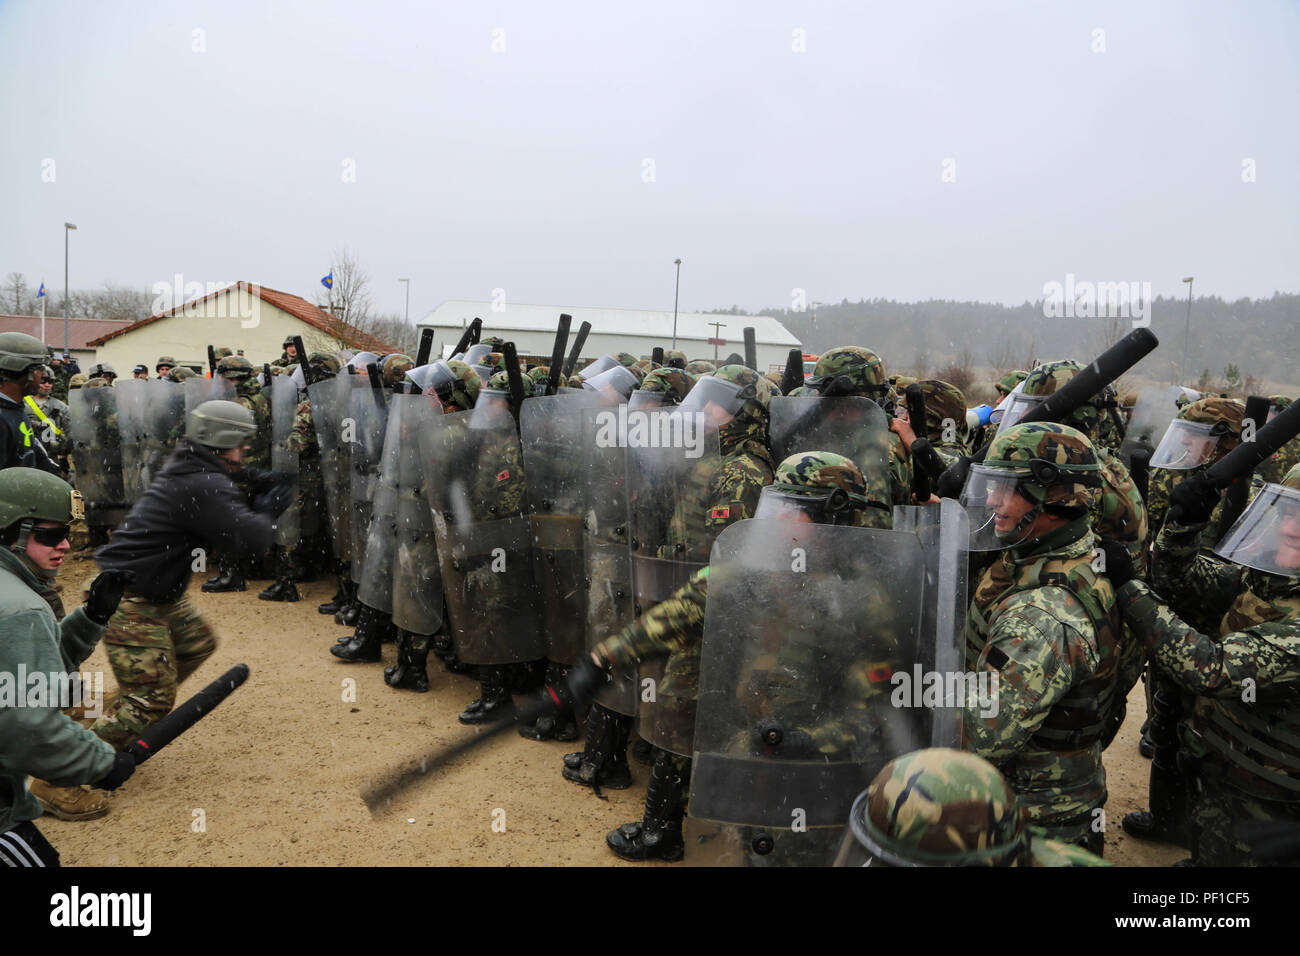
[993,588,1094,640]
[714,452,773,486]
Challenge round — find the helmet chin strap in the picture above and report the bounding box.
[997,496,1044,544]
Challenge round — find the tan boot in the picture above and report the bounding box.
[27,779,109,821]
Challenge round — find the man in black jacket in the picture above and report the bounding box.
[88,400,292,749]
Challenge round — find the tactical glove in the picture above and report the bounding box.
[1098,538,1136,589]
[252,481,295,517]
[85,569,135,625]
[564,655,612,710]
[1168,472,1221,525]
[93,751,136,791]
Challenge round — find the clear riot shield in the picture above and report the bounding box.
[770,396,893,503]
[391,395,443,636]
[270,374,302,548]
[357,393,403,614]
[685,502,968,866]
[521,391,602,666]
[183,376,235,417]
[582,404,637,715]
[115,378,184,503]
[69,388,125,519]
[308,374,352,565]
[628,407,723,756]
[347,373,390,582]
[1119,385,1185,469]
[421,401,546,666]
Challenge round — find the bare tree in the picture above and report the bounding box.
[4,272,28,314]
[315,246,375,345]
[367,312,419,354]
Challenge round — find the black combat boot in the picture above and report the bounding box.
[519,661,580,742]
[318,569,348,615]
[330,603,384,662]
[631,737,654,765]
[337,582,361,626]
[202,556,246,593]
[606,750,687,862]
[459,667,514,724]
[562,702,633,789]
[1122,678,1190,847]
[433,635,475,675]
[259,550,300,602]
[384,631,430,692]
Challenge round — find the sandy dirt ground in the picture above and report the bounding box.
[42,551,1184,867]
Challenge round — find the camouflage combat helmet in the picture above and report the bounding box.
[994,370,1029,398]
[445,359,481,411]
[83,377,108,389]
[664,349,688,369]
[847,748,1031,867]
[981,422,1101,511]
[213,347,233,361]
[1270,395,1295,414]
[634,358,657,375]
[631,367,696,408]
[481,335,506,350]
[68,373,90,389]
[381,353,415,388]
[282,335,296,349]
[308,351,342,378]
[0,332,50,375]
[757,452,885,527]
[487,370,510,391]
[762,372,784,395]
[613,352,639,369]
[216,355,254,381]
[155,355,178,372]
[805,346,888,401]
[485,351,506,372]
[892,374,918,390]
[968,423,1102,545]
[167,367,197,383]
[916,380,967,438]
[685,360,716,376]
[90,363,117,380]
[679,364,773,449]
[187,400,256,449]
[1020,360,1117,437]
[1150,396,1247,470]
[1284,462,1300,491]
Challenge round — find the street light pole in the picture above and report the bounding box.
[671,258,682,351]
[399,278,410,324]
[63,222,77,357]
[1179,276,1194,386]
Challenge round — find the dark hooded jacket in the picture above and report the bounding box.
[95,438,274,602]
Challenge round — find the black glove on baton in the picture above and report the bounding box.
[85,569,135,625]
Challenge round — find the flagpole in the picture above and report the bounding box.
[40,291,46,348]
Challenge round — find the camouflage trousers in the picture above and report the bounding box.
[89,593,218,749]
[1188,775,1300,866]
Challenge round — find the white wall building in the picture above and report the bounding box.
[418,300,802,373]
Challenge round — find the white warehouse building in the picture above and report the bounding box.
[418,300,803,373]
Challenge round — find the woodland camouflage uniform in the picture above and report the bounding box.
[964,423,1122,853]
[1117,463,1300,866]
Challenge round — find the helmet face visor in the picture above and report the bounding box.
[579,355,618,381]
[752,485,865,525]
[581,365,639,403]
[628,389,667,411]
[960,464,1039,551]
[1213,483,1300,577]
[678,376,749,427]
[993,394,1045,437]
[1150,420,1225,469]
[407,361,457,400]
[469,389,513,429]
[462,344,493,367]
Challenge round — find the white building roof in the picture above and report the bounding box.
[420,300,801,349]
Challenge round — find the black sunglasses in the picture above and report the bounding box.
[30,524,71,546]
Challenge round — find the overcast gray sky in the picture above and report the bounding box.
[3,0,1296,319]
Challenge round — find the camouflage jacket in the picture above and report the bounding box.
[965,520,1120,841]
[25,396,71,459]
[285,396,319,460]
[234,381,271,469]
[1124,516,1300,800]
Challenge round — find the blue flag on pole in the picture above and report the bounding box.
[321,273,333,290]
[37,283,46,298]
